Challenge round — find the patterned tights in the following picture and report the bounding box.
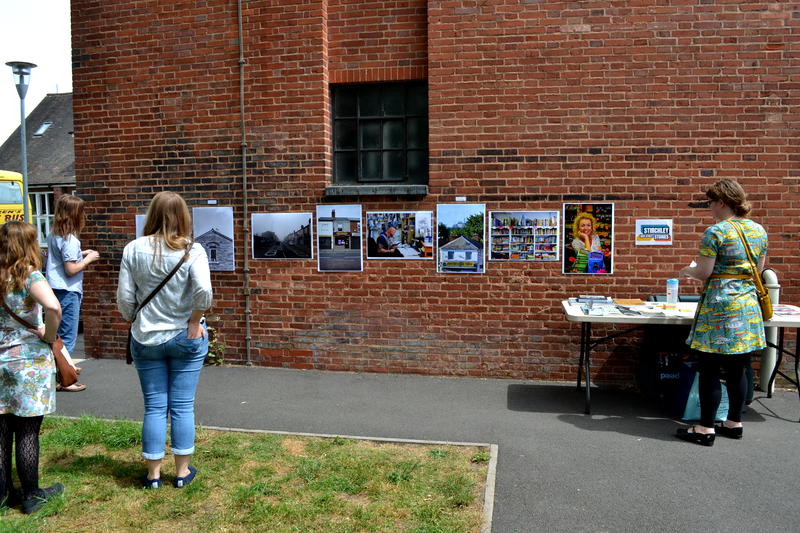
[0,414,44,501]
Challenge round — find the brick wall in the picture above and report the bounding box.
[72,0,799,383]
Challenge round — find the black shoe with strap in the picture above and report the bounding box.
[714,424,743,439]
[675,426,715,447]
[21,483,64,514]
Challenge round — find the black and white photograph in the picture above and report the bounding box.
[436,204,486,274]
[252,213,313,259]
[316,204,363,272]
[366,211,433,260]
[135,214,146,238]
[193,206,235,271]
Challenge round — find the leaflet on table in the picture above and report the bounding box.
[568,295,612,305]
[580,304,623,316]
[772,304,800,317]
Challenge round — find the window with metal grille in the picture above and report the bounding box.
[332,82,428,184]
[31,191,54,247]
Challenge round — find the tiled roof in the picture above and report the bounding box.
[0,93,74,187]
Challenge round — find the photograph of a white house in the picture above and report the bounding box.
[436,204,485,274]
[193,206,235,271]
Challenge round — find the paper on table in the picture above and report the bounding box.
[614,298,645,306]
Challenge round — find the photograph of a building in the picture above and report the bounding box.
[193,206,235,271]
[252,213,313,259]
[316,205,362,272]
[436,204,485,273]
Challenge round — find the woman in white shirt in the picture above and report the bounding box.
[117,192,212,489]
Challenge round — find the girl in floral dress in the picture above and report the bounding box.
[0,222,64,513]
[677,180,768,446]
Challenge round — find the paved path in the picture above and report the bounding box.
[61,342,799,532]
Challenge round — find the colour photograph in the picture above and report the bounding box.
[252,213,313,259]
[193,206,235,271]
[436,204,485,274]
[316,204,363,272]
[366,211,434,260]
[562,203,613,274]
[489,210,559,261]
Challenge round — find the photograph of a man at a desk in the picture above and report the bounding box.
[366,211,434,260]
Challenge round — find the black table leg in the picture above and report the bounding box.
[767,327,785,399]
[584,323,592,415]
[578,322,587,391]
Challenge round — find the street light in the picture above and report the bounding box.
[6,61,37,223]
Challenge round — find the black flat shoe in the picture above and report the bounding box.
[21,483,64,514]
[676,426,715,447]
[714,424,743,439]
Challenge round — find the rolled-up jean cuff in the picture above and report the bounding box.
[142,451,165,461]
[171,446,195,456]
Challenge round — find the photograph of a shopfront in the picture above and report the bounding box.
[316,205,363,272]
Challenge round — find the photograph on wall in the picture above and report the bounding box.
[135,214,146,238]
[316,204,363,272]
[366,211,434,260]
[635,219,673,246]
[193,206,235,271]
[436,204,486,274]
[252,213,313,259]
[562,203,613,274]
[489,210,559,261]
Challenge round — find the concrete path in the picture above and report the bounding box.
[62,339,799,532]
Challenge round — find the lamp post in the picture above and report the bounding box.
[6,61,37,223]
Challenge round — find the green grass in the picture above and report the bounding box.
[0,416,488,532]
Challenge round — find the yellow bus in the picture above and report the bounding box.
[0,170,33,224]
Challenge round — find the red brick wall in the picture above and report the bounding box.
[72,0,799,383]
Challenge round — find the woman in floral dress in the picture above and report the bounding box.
[676,180,768,446]
[0,221,64,512]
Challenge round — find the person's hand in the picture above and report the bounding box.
[84,250,100,264]
[581,234,591,248]
[187,321,206,340]
[30,326,56,343]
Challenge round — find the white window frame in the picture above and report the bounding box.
[31,191,54,247]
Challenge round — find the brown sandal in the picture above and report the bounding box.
[56,382,87,392]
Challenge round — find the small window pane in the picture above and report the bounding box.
[408,150,428,176]
[360,121,381,150]
[382,120,404,149]
[407,86,427,115]
[334,87,357,117]
[383,151,405,180]
[383,86,405,115]
[407,118,427,149]
[335,152,357,180]
[359,87,381,116]
[361,151,381,181]
[334,120,357,149]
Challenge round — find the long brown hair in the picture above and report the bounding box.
[706,179,752,217]
[142,192,192,251]
[52,195,86,238]
[0,221,42,295]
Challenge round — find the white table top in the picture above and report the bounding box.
[562,300,800,328]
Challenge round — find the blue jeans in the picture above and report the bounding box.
[131,327,207,460]
[53,289,81,354]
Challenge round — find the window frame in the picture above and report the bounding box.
[331,81,428,185]
[31,191,54,248]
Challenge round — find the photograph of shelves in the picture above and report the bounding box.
[489,210,559,261]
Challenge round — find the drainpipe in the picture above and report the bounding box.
[237,0,253,366]
[761,268,780,392]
